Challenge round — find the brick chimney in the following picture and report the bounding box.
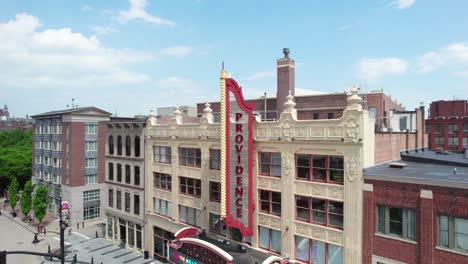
[276,48,295,114]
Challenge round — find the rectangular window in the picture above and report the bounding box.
[376,206,416,240]
[85,141,97,151]
[117,164,122,182]
[439,215,468,252]
[448,124,459,133]
[399,116,408,131]
[259,226,281,253]
[463,124,468,133]
[313,113,319,120]
[296,155,344,184]
[108,163,114,181]
[259,152,281,177]
[435,136,445,146]
[134,194,140,215]
[259,190,281,215]
[134,166,140,186]
[153,172,172,191]
[153,198,172,218]
[209,149,221,170]
[153,146,172,163]
[463,137,468,147]
[108,189,114,208]
[179,205,201,227]
[296,196,343,228]
[52,141,62,151]
[327,113,334,119]
[85,158,98,168]
[52,174,61,184]
[83,205,100,220]
[83,189,100,202]
[435,124,444,134]
[125,165,131,184]
[125,192,131,213]
[85,123,98,134]
[116,191,122,210]
[209,181,221,202]
[448,136,459,147]
[83,189,100,220]
[85,174,97,185]
[179,176,201,198]
[209,213,226,236]
[179,148,201,167]
[295,235,343,264]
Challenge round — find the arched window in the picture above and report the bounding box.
[117,136,122,156]
[125,136,131,156]
[134,136,140,157]
[109,136,114,155]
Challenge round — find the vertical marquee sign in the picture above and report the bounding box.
[220,70,254,237]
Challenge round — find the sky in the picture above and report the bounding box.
[1,0,467,117]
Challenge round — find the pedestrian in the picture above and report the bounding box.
[69,227,72,236]
[30,213,34,225]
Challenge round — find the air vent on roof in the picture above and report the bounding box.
[389,162,407,169]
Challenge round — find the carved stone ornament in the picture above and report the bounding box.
[345,152,360,182]
[280,118,293,141]
[344,114,360,143]
[282,153,293,176]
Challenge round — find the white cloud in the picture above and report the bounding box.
[416,43,468,75]
[446,43,468,64]
[392,0,416,9]
[81,5,93,12]
[357,57,408,81]
[0,13,152,89]
[337,24,353,31]
[417,51,443,73]
[243,70,276,81]
[160,46,193,58]
[117,0,175,26]
[92,26,118,35]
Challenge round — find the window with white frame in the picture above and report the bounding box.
[179,205,201,227]
[52,174,61,184]
[439,215,468,252]
[84,204,100,220]
[83,190,100,220]
[53,158,61,167]
[85,123,98,134]
[44,156,51,165]
[44,172,51,181]
[35,170,43,179]
[85,158,98,168]
[84,190,100,201]
[52,141,61,151]
[44,141,50,150]
[153,198,171,218]
[35,141,41,149]
[153,146,172,163]
[85,141,97,151]
[36,155,42,164]
[377,206,416,240]
[86,174,97,185]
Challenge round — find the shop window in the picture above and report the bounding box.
[209,181,221,202]
[83,189,100,220]
[154,227,174,259]
[448,136,459,147]
[154,146,172,163]
[153,172,172,191]
[259,190,281,216]
[296,155,344,184]
[259,152,281,177]
[128,223,135,248]
[296,196,343,229]
[179,148,201,167]
[259,226,281,253]
[439,215,468,252]
[295,235,343,264]
[435,137,445,146]
[179,176,201,198]
[209,149,221,170]
[377,206,416,240]
[209,213,226,236]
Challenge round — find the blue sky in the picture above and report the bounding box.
[1,0,467,117]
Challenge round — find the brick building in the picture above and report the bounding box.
[363,151,468,264]
[31,107,111,224]
[196,49,427,164]
[103,117,146,252]
[426,100,468,152]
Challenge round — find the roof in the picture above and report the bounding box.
[364,150,468,188]
[106,116,147,123]
[31,107,111,118]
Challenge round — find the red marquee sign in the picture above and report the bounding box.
[223,77,254,237]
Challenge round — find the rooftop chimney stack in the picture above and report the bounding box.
[276,48,295,114]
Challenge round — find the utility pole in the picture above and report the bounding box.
[59,197,65,264]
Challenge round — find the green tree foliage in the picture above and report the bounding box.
[20,180,34,216]
[33,184,49,223]
[0,129,32,192]
[8,177,19,212]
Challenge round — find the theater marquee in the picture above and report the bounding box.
[220,70,254,237]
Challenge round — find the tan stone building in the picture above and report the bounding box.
[143,82,373,263]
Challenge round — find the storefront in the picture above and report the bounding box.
[106,214,143,251]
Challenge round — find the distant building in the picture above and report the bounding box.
[157,106,197,118]
[363,150,468,264]
[103,117,146,252]
[426,100,468,152]
[0,104,34,131]
[0,105,9,120]
[31,107,111,224]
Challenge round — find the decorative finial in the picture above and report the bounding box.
[284,92,296,112]
[220,61,226,79]
[173,106,182,125]
[203,103,213,115]
[347,84,362,110]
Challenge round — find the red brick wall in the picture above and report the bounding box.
[429,100,468,118]
[276,59,295,114]
[297,109,344,120]
[61,123,67,185]
[98,123,106,184]
[68,122,85,187]
[363,180,468,264]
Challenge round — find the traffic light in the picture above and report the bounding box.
[0,250,7,264]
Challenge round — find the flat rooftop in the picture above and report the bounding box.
[364,151,468,189]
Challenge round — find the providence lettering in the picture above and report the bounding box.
[235,112,244,218]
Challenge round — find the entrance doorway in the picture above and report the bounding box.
[119,220,126,246]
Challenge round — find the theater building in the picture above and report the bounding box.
[103,117,146,251]
[143,69,374,263]
[363,151,468,264]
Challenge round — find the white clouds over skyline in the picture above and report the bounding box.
[357,57,409,82]
[392,0,416,9]
[160,46,193,58]
[117,0,175,26]
[417,43,468,75]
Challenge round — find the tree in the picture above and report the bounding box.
[8,177,19,213]
[20,180,34,217]
[0,129,32,191]
[33,185,49,224]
